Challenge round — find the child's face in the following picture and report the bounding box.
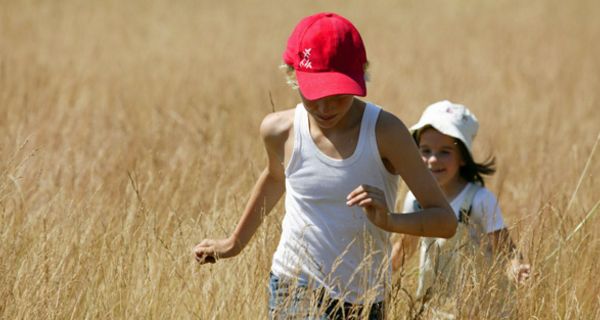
[418,128,465,189]
[301,94,355,129]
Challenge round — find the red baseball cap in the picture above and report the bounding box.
[283,13,367,100]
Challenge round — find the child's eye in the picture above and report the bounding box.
[419,148,431,156]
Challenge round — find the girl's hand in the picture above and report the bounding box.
[508,259,531,283]
[193,237,238,265]
[347,184,390,229]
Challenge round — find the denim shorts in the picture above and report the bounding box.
[268,272,384,320]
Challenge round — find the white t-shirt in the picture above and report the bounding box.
[403,183,506,298]
[403,183,505,240]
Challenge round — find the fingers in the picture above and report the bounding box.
[518,264,531,282]
[511,263,531,283]
[346,184,386,208]
[198,255,217,264]
[193,237,237,265]
[347,184,376,201]
[194,240,217,264]
[357,197,376,207]
[346,190,371,206]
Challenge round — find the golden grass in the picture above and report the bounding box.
[1,0,599,318]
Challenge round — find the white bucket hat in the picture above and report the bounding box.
[410,100,479,153]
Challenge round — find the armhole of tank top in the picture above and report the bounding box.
[284,104,303,176]
[366,104,396,179]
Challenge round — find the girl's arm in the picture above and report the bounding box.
[488,229,531,283]
[347,111,457,238]
[390,194,421,271]
[194,112,289,264]
[390,234,419,271]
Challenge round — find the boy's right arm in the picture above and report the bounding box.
[194,112,290,264]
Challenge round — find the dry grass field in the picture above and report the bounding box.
[1,0,599,319]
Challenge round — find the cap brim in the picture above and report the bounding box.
[295,70,366,100]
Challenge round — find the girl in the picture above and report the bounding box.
[391,100,531,318]
[194,13,457,319]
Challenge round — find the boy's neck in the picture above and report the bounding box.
[306,98,366,160]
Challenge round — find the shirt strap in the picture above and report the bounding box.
[458,184,481,224]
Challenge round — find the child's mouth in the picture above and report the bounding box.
[317,115,336,122]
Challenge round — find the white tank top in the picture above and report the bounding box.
[271,102,398,303]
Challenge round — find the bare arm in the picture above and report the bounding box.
[347,111,457,238]
[390,234,419,271]
[194,112,289,264]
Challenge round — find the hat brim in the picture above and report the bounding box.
[295,70,366,100]
[410,121,472,153]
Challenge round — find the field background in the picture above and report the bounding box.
[1,0,599,319]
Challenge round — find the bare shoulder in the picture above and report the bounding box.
[376,110,409,133]
[260,108,295,139]
[260,109,295,161]
[375,109,414,154]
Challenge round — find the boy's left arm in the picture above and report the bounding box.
[346,110,457,238]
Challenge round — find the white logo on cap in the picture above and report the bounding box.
[299,48,312,69]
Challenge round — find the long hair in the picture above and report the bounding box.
[454,139,496,187]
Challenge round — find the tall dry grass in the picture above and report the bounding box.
[0,0,598,318]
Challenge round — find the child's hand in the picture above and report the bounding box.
[347,184,390,229]
[194,238,238,265]
[508,259,531,283]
